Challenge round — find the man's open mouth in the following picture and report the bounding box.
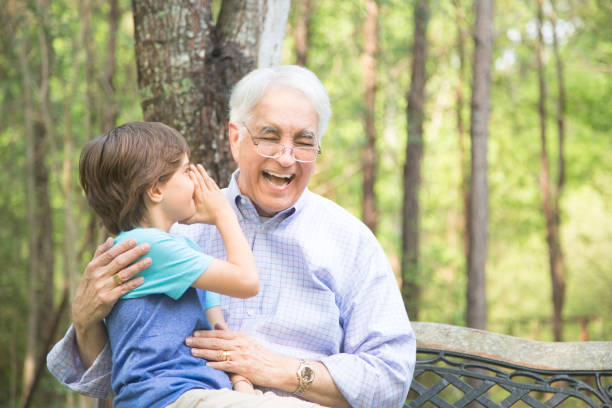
[263,171,294,187]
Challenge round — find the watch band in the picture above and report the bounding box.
[294,359,315,396]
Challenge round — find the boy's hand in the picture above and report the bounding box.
[182,164,234,225]
[230,374,258,394]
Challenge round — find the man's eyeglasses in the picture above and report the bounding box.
[242,123,321,163]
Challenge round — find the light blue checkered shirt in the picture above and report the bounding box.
[47,171,416,407]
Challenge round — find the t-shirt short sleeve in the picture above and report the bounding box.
[203,291,220,310]
[115,228,214,300]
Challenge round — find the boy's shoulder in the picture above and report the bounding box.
[114,227,171,245]
[115,227,200,255]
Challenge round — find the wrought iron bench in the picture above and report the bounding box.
[405,322,612,407]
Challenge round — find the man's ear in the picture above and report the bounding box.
[146,183,164,203]
[228,121,241,163]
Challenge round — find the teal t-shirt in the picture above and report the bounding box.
[114,228,217,305]
[108,228,229,407]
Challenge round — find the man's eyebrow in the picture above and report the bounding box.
[259,125,280,135]
[295,130,316,140]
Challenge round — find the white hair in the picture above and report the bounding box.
[229,65,332,143]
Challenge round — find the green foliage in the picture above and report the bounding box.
[0,0,610,403]
[289,0,611,342]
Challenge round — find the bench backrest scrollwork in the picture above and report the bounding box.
[405,322,612,408]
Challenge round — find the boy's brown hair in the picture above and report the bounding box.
[79,122,190,235]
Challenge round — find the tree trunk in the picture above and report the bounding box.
[361,0,379,234]
[36,0,56,347]
[20,13,55,404]
[550,1,567,341]
[132,0,290,185]
[453,0,470,260]
[61,0,87,302]
[402,0,429,320]
[466,0,493,330]
[294,0,313,66]
[84,0,96,141]
[102,0,120,132]
[536,0,566,341]
[23,288,70,408]
[18,28,39,408]
[18,4,56,405]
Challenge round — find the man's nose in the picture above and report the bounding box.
[275,146,296,167]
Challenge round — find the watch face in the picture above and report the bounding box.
[301,366,314,383]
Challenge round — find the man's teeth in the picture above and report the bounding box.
[264,171,293,185]
[267,171,291,180]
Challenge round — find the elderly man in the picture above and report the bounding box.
[48,65,415,408]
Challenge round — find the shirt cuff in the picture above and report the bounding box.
[46,324,112,398]
[321,352,409,408]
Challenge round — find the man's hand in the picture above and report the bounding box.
[72,237,150,367]
[186,329,288,388]
[72,237,150,328]
[187,328,349,407]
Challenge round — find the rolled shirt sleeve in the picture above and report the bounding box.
[46,324,113,398]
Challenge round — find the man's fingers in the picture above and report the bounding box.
[106,242,150,275]
[93,237,114,259]
[190,347,235,363]
[206,361,236,372]
[110,275,145,299]
[186,332,236,354]
[96,238,137,267]
[112,256,152,284]
[193,329,236,340]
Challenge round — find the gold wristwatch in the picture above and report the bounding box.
[294,359,315,396]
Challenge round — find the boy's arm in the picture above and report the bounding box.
[186,164,259,298]
[204,306,255,394]
[205,306,227,330]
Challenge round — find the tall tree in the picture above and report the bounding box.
[132,0,290,184]
[102,0,119,132]
[466,0,493,330]
[18,26,38,408]
[402,0,429,319]
[361,0,379,233]
[294,0,314,66]
[550,2,566,339]
[453,0,470,260]
[19,0,55,402]
[536,0,566,341]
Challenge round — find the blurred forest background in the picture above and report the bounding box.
[0,0,610,406]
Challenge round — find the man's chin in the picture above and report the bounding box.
[254,199,295,217]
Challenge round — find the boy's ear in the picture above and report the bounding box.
[147,183,164,203]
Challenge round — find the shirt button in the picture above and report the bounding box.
[247,309,254,316]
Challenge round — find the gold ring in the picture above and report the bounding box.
[112,274,122,285]
[222,351,231,361]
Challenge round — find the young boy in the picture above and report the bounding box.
[79,122,320,408]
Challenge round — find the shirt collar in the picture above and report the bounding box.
[226,169,310,224]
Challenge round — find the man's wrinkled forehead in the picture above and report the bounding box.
[247,87,320,142]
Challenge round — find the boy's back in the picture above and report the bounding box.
[107,228,231,408]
